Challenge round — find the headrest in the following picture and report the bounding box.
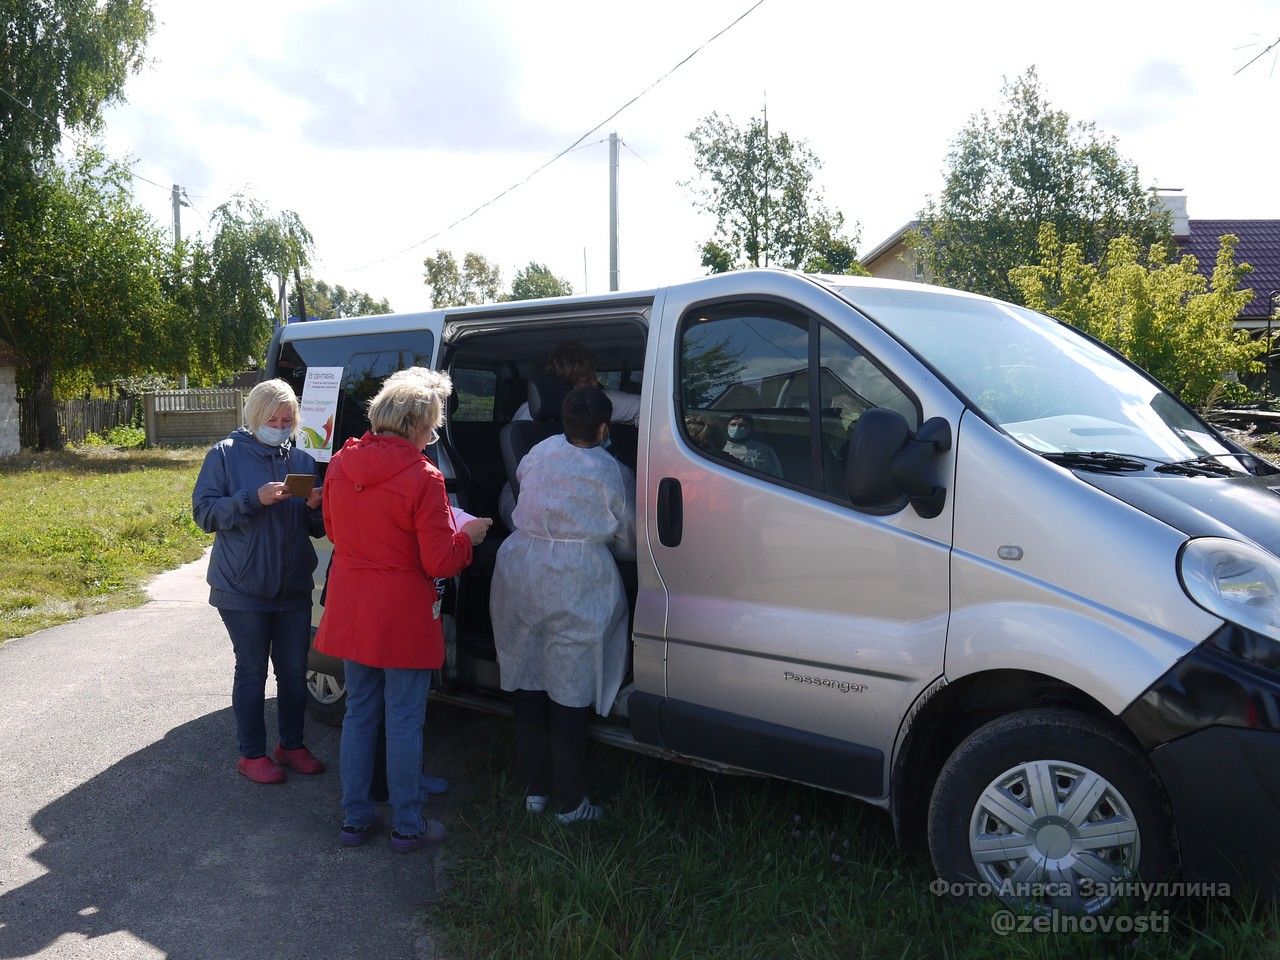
[528,375,569,422]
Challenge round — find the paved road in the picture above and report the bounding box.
[0,551,449,960]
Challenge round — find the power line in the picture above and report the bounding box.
[1235,34,1280,75]
[345,0,767,272]
[0,80,174,194]
[617,137,651,165]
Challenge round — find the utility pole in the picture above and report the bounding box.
[172,185,190,389]
[171,184,186,246]
[609,132,619,292]
[762,99,770,268]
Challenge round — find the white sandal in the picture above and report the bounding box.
[554,797,604,824]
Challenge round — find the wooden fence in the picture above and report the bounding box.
[144,389,244,447]
[17,394,139,448]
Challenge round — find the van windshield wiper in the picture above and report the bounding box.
[1153,455,1244,478]
[1042,451,1149,473]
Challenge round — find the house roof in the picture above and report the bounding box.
[859,221,919,267]
[1176,220,1280,318]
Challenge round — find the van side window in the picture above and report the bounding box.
[679,306,815,489]
[678,303,917,505]
[451,368,498,422]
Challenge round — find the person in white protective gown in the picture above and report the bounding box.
[498,341,640,530]
[490,386,637,824]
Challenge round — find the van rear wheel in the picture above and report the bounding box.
[927,708,1176,914]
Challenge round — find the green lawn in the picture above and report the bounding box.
[433,710,1280,960]
[0,447,211,642]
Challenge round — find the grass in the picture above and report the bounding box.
[433,711,1280,960]
[0,447,211,641]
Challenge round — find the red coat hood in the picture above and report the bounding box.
[335,432,425,487]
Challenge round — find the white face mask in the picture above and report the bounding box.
[255,424,292,447]
[727,426,747,442]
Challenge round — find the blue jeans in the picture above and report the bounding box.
[340,662,430,836]
[217,608,311,758]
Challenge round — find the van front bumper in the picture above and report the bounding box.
[1122,635,1280,893]
[1149,726,1280,893]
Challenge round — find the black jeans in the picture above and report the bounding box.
[513,689,590,814]
[217,608,310,758]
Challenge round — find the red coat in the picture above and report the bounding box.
[315,432,473,669]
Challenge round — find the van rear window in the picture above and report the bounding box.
[274,331,435,462]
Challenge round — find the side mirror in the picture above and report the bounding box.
[847,409,952,518]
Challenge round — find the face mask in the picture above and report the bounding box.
[255,424,292,447]
[600,434,612,451]
[727,426,747,442]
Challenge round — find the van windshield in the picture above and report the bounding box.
[834,285,1240,467]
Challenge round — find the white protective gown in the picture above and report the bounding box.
[491,436,637,715]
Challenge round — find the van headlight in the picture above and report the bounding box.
[1180,537,1280,643]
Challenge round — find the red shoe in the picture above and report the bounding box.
[274,745,325,775]
[237,755,285,784]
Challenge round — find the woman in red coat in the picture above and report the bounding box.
[316,367,491,853]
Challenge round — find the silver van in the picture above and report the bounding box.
[268,269,1280,911]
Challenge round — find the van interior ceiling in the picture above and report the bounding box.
[438,318,647,699]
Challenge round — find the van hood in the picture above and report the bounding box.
[1077,471,1280,558]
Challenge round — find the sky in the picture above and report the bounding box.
[99,0,1280,314]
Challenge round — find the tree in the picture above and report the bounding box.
[0,0,152,260]
[0,150,177,449]
[1009,223,1263,408]
[916,67,1169,301]
[686,113,862,275]
[291,278,392,319]
[507,262,572,301]
[422,250,502,307]
[184,196,315,380]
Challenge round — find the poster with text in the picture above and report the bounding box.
[298,367,343,461]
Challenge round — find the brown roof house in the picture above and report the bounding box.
[860,221,927,283]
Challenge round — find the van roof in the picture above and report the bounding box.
[277,269,997,344]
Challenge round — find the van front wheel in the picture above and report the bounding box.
[927,708,1177,914]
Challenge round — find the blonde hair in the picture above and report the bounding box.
[243,379,300,435]
[368,367,453,439]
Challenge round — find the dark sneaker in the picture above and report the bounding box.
[274,745,325,775]
[390,820,446,853]
[237,755,285,785]
[339,817,383,848]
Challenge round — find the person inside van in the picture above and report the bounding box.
[315,368,492,853]
[490,386,637,824]
[723,413,783,478]
[684,413,727,454]
[193,379,327,785]
[511,341,641,425]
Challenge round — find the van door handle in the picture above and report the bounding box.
[657,477,683,547]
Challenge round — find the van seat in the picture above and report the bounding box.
[499,376,568,499]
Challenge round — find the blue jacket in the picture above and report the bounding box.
[193,428,325,611]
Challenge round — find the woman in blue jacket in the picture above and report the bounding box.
[193,379,326,784]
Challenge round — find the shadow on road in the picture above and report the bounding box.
[0,703,441,960]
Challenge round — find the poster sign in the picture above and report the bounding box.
[298,366,343,462]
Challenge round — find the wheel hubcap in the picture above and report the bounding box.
[968,759,1140,914]
[306,670,345,705]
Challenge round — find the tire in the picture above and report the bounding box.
[927,708,1177,914]
[305,666,346,727]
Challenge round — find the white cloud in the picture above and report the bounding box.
[95,0,1280,312]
